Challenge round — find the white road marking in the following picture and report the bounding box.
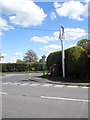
[29,83,40,86]
[21,83,30,86]
[67,86,78,88]
[10,82,20,85]
[54,85,64,87]
[41,96,90,102]
[42,84,52,87]
[82,87,88,89]
[3,82,12,85]
[0,92,8,95]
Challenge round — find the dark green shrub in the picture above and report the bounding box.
[46,46,88,79]
[66,46,88,78]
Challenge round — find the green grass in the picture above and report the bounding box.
[0,72,5,76]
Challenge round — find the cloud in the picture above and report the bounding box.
[31,31,59,43]
[15,52,23,56]
[41,44,61,55]
[65,28,87,41]
[54,2,61,8]
[64,43,76,49]
[0,0,47,27]
[31,28,87,43]
[1,53,7,57]
[54,1,88,21]
[50,12,57,20]
[0,17,14,36]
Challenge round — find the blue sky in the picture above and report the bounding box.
[0,0,88,63]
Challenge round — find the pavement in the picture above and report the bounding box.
[0,73,89,118]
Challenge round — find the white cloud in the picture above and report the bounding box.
[54,2,61,8]
[1,53,7,57]
[54,1,88,21]
[8,56,17,63]
[50,12,57,20]
[31,28,87,43]
[31,31,59,43]
[0,0,47,27]
[41,44,61,55]
[85,0,90,3]
[65,28,87,41]
[0,32,2,36]
[15,52,23,56]
[0,17,14,36]
[64,43,76,49]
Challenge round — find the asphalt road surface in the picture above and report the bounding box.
[0,73,89,118]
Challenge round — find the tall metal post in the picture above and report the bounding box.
[59,24,65,78]
[42,55,46,76]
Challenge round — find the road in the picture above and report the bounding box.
[0,73,89,118]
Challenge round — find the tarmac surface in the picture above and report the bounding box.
[0,73,89,118]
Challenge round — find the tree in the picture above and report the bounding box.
[77,38,90,54]
[23,50,38,63]
[16,59,25,64]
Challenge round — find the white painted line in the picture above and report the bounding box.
[3,82,12,85]
[21,83,30,86]
[3,82,8,84]
[67,86,78,88]
[0,92,8,95]
[41,96,90,102]
[82,87,88,89]
[42,84,52,87]
[54,85,64,87]
[29,84,40,86]
[9,82,17,85]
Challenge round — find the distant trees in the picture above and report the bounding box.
[16,59,25,64]
[23,50,38,63]
[77,38,90,54]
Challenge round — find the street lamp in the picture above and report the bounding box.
[59,24,65,78]
[42,55,46,76]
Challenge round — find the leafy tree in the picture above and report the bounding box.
[16,59,22,64]
[16,59,26,64]
[77,38,90,54]
[23,50,38,63]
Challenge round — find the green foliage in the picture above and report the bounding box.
[46,46,88,79]
[77,38,90,55]
[66,46,88,76]
[23,49,38,63]
[2,62,47,72]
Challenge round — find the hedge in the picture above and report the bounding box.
[46,46,88,78]
[1,62,47,72]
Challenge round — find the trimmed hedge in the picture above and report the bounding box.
[46,46,88,78]
[1,62,47,72]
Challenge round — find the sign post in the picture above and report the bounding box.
[42,55,46,76]
[59,24,65,78]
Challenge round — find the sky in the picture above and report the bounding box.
[0,0,88,63]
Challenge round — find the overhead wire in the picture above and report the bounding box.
[2,25,89,33]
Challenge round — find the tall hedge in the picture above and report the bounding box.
[46,46,88,78]
[66,46,88,77]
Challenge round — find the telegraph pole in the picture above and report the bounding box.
[59,24,65,78]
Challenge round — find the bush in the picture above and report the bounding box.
[66,46,88,78]
[46,46,88,79]
[2,62,47,72]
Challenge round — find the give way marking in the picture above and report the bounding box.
[41,96,90,102]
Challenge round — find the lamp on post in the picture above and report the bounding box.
[59,24,65,78]
[42,55,46,76]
